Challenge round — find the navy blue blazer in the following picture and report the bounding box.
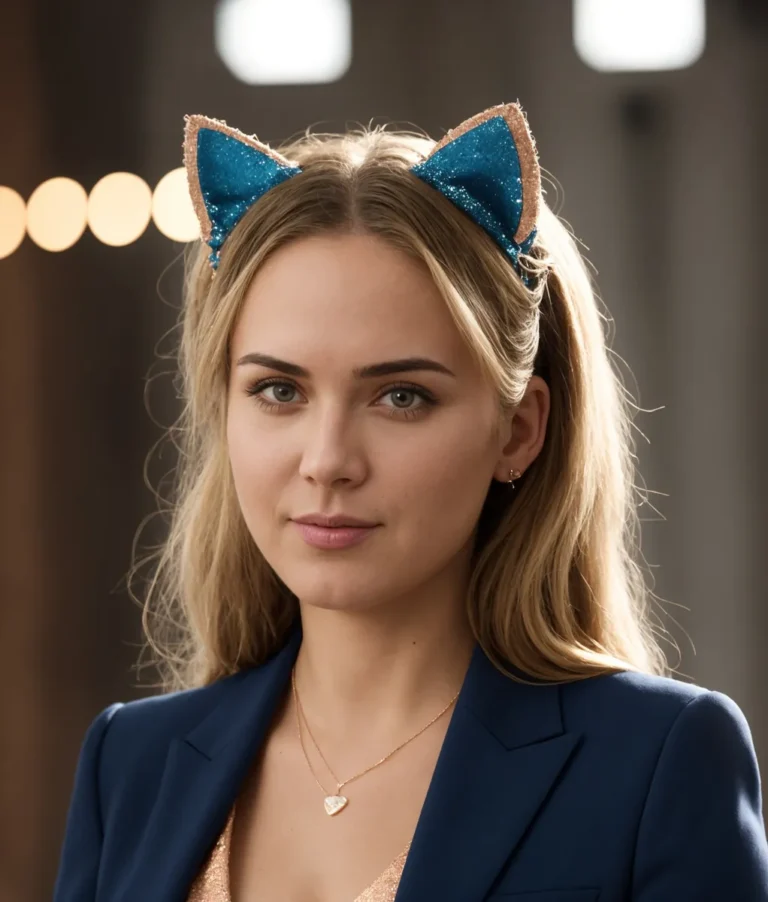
[54,619,768,902]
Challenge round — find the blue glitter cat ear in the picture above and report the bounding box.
[410,103,541,272]
[183,114,302,270]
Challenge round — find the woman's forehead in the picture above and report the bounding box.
[231,233,469,365]
[243,232,435,305]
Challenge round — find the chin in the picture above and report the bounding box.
[300,597,371,613]
[282,573,389,614]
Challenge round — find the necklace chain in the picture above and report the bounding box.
[291,666,461,795]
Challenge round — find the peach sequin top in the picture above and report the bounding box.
[186,804,412,902]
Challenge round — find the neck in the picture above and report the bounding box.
[291,583,476,755]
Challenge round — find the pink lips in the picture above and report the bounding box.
[292,521,378,549]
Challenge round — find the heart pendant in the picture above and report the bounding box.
[324,795,349,816]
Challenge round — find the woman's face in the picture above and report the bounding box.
[227,231,530,616]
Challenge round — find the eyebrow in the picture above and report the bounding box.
[235,352,456,380]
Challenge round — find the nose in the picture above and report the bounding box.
[297,418,368,488]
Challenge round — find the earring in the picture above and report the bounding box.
[507,468,522,487]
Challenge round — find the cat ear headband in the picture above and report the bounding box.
[183,102,541,277]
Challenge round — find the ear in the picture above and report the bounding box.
[183,114,301,267]
[410,103,541,258]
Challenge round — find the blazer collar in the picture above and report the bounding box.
[184,617,304,759]
[116,618,581,902]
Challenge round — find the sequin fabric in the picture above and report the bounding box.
[185,804,412,902]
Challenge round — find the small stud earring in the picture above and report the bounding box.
[507,468,522,486]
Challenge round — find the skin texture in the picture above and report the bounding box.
[225,231,550,900]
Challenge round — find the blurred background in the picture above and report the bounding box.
[1,0,767,898]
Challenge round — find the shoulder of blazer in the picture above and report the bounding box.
[558,667,720,739]
[96,666,262,787]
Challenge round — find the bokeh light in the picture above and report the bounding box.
[215,0,351,85]
[152,167,200,242]
[88,172,153,246]
[0,187,26,259]
[574,0,706,72]
[26,177,88,252]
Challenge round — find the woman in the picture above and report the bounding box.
[53,103,768,901]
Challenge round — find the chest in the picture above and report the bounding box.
[226,718,449,902]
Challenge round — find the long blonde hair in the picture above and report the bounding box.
[130,124,672,692]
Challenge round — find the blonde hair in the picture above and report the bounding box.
[130,125,672,692]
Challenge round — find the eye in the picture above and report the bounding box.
[249,380,298,406]
[245,378,438,421]
[379,384,435,420]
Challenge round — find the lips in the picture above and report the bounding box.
[292,521,378,549]
[292,514,379,528]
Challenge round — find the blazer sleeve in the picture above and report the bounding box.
[631,689,768,900]
[53,702,124,902]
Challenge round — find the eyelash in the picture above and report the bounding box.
[245,377,438,421]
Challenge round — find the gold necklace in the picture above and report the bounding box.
[291,666,461,816]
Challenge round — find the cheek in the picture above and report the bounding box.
[387,430,496,556]
[226,407,284,529]
[227,410,254,486]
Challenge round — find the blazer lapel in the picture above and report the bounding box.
[393,646,581,902]
[114,621,303,902]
